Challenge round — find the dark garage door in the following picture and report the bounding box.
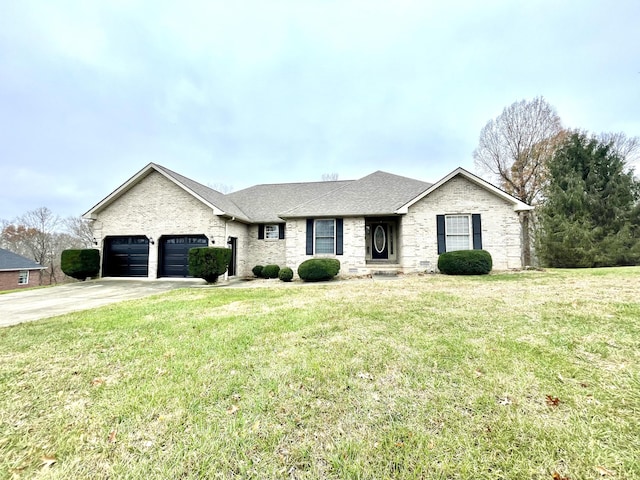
[103,236,149,277]
[159,235,208,277]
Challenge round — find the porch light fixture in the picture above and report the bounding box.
[227,236,232,244]
[148,236,155,245]
[92,237,99,246]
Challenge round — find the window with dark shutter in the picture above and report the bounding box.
[437,215,446,254]
[306,219,314,255]
[472,214,482,250]
[258,225,265,240]
[336,218,343,255]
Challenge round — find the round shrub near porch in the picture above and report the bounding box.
[437,250,493,275]
[278,267,294,282]
[252,265,264,278]
[297,258,341,282]
[261,264,281,279]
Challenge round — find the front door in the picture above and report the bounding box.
[372,224,389,259]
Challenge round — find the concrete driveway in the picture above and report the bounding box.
[0,279,206,327]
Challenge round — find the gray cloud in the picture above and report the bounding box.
[1,0,639,220]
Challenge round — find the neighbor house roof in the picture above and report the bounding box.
[279,171,432,218]
[0,248,45,271]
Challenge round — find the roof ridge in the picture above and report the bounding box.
[229,178,353,195]
[277,178,358,217]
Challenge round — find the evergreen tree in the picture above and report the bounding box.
[537,132,640,267]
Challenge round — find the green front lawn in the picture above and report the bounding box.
[1,268,639,479]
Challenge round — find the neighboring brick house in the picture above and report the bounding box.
[83,163,533,280]
[0,248,46,291]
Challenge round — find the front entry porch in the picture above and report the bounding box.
[365,217,399,265]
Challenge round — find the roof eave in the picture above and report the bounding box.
[83,163,250,222]
[396,167,534,213]
[0,267,46,272]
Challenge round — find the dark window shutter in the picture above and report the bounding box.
[336,218,344,255]
[279,223,285,240]
[306,219,314,255]
[436,215,446,254]
[258,224,264,240]
[472,214,482,250]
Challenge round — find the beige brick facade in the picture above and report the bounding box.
[91,171,231,279]
[87,166,526,279]
[401,176,523,271]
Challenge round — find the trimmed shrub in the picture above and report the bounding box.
[188,247,232,283]
[252,265,264,278]
[278,267,294,282]
[437,250,493,275]
[297,258,341,282]
[61,249,100,280]
[262,264,281,279]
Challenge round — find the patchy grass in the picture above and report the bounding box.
[1,268,639,479]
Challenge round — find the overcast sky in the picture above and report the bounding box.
[1,0,639,221]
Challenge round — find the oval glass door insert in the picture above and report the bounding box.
[374,225,386,254]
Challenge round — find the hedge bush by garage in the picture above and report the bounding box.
[278,267,294,282]
[297,258,341,282]
[61,249,101,280]
[188,247,232,283]
[437,249,493,275]
[262,264,281,279]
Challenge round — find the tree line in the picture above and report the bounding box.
[474,96,640,268]
[0,208,94,285]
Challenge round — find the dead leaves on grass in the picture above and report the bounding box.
[594,466,615,476]
[545,395,561,407]
[552,466,616,479]
[40,455,56,468]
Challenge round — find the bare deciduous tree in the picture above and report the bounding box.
[208,183,234,194]
[598,131,640,166]
[1,210,99,284]
[473,96,564,267]
[64,216,95,248]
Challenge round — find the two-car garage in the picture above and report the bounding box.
[102,235,209,278]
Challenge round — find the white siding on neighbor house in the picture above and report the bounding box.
[401,175,523,271]
[245,225,287,273]
[91,171,228,279]
[284,217,367,278]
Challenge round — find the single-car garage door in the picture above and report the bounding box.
[159,235,208,277]
[103,236,150,277]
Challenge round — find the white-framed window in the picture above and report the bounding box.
[265,224,280,240]
[18,270,29,285]
[314,219,335,254]
[445,215,471,251]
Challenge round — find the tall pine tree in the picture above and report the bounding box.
[537,132,640,267]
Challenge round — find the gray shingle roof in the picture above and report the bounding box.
[279,171,432,218]
[86,163,436,224]
[153,164,251,222]
[0,248,44,271]
[227,180,352,223]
